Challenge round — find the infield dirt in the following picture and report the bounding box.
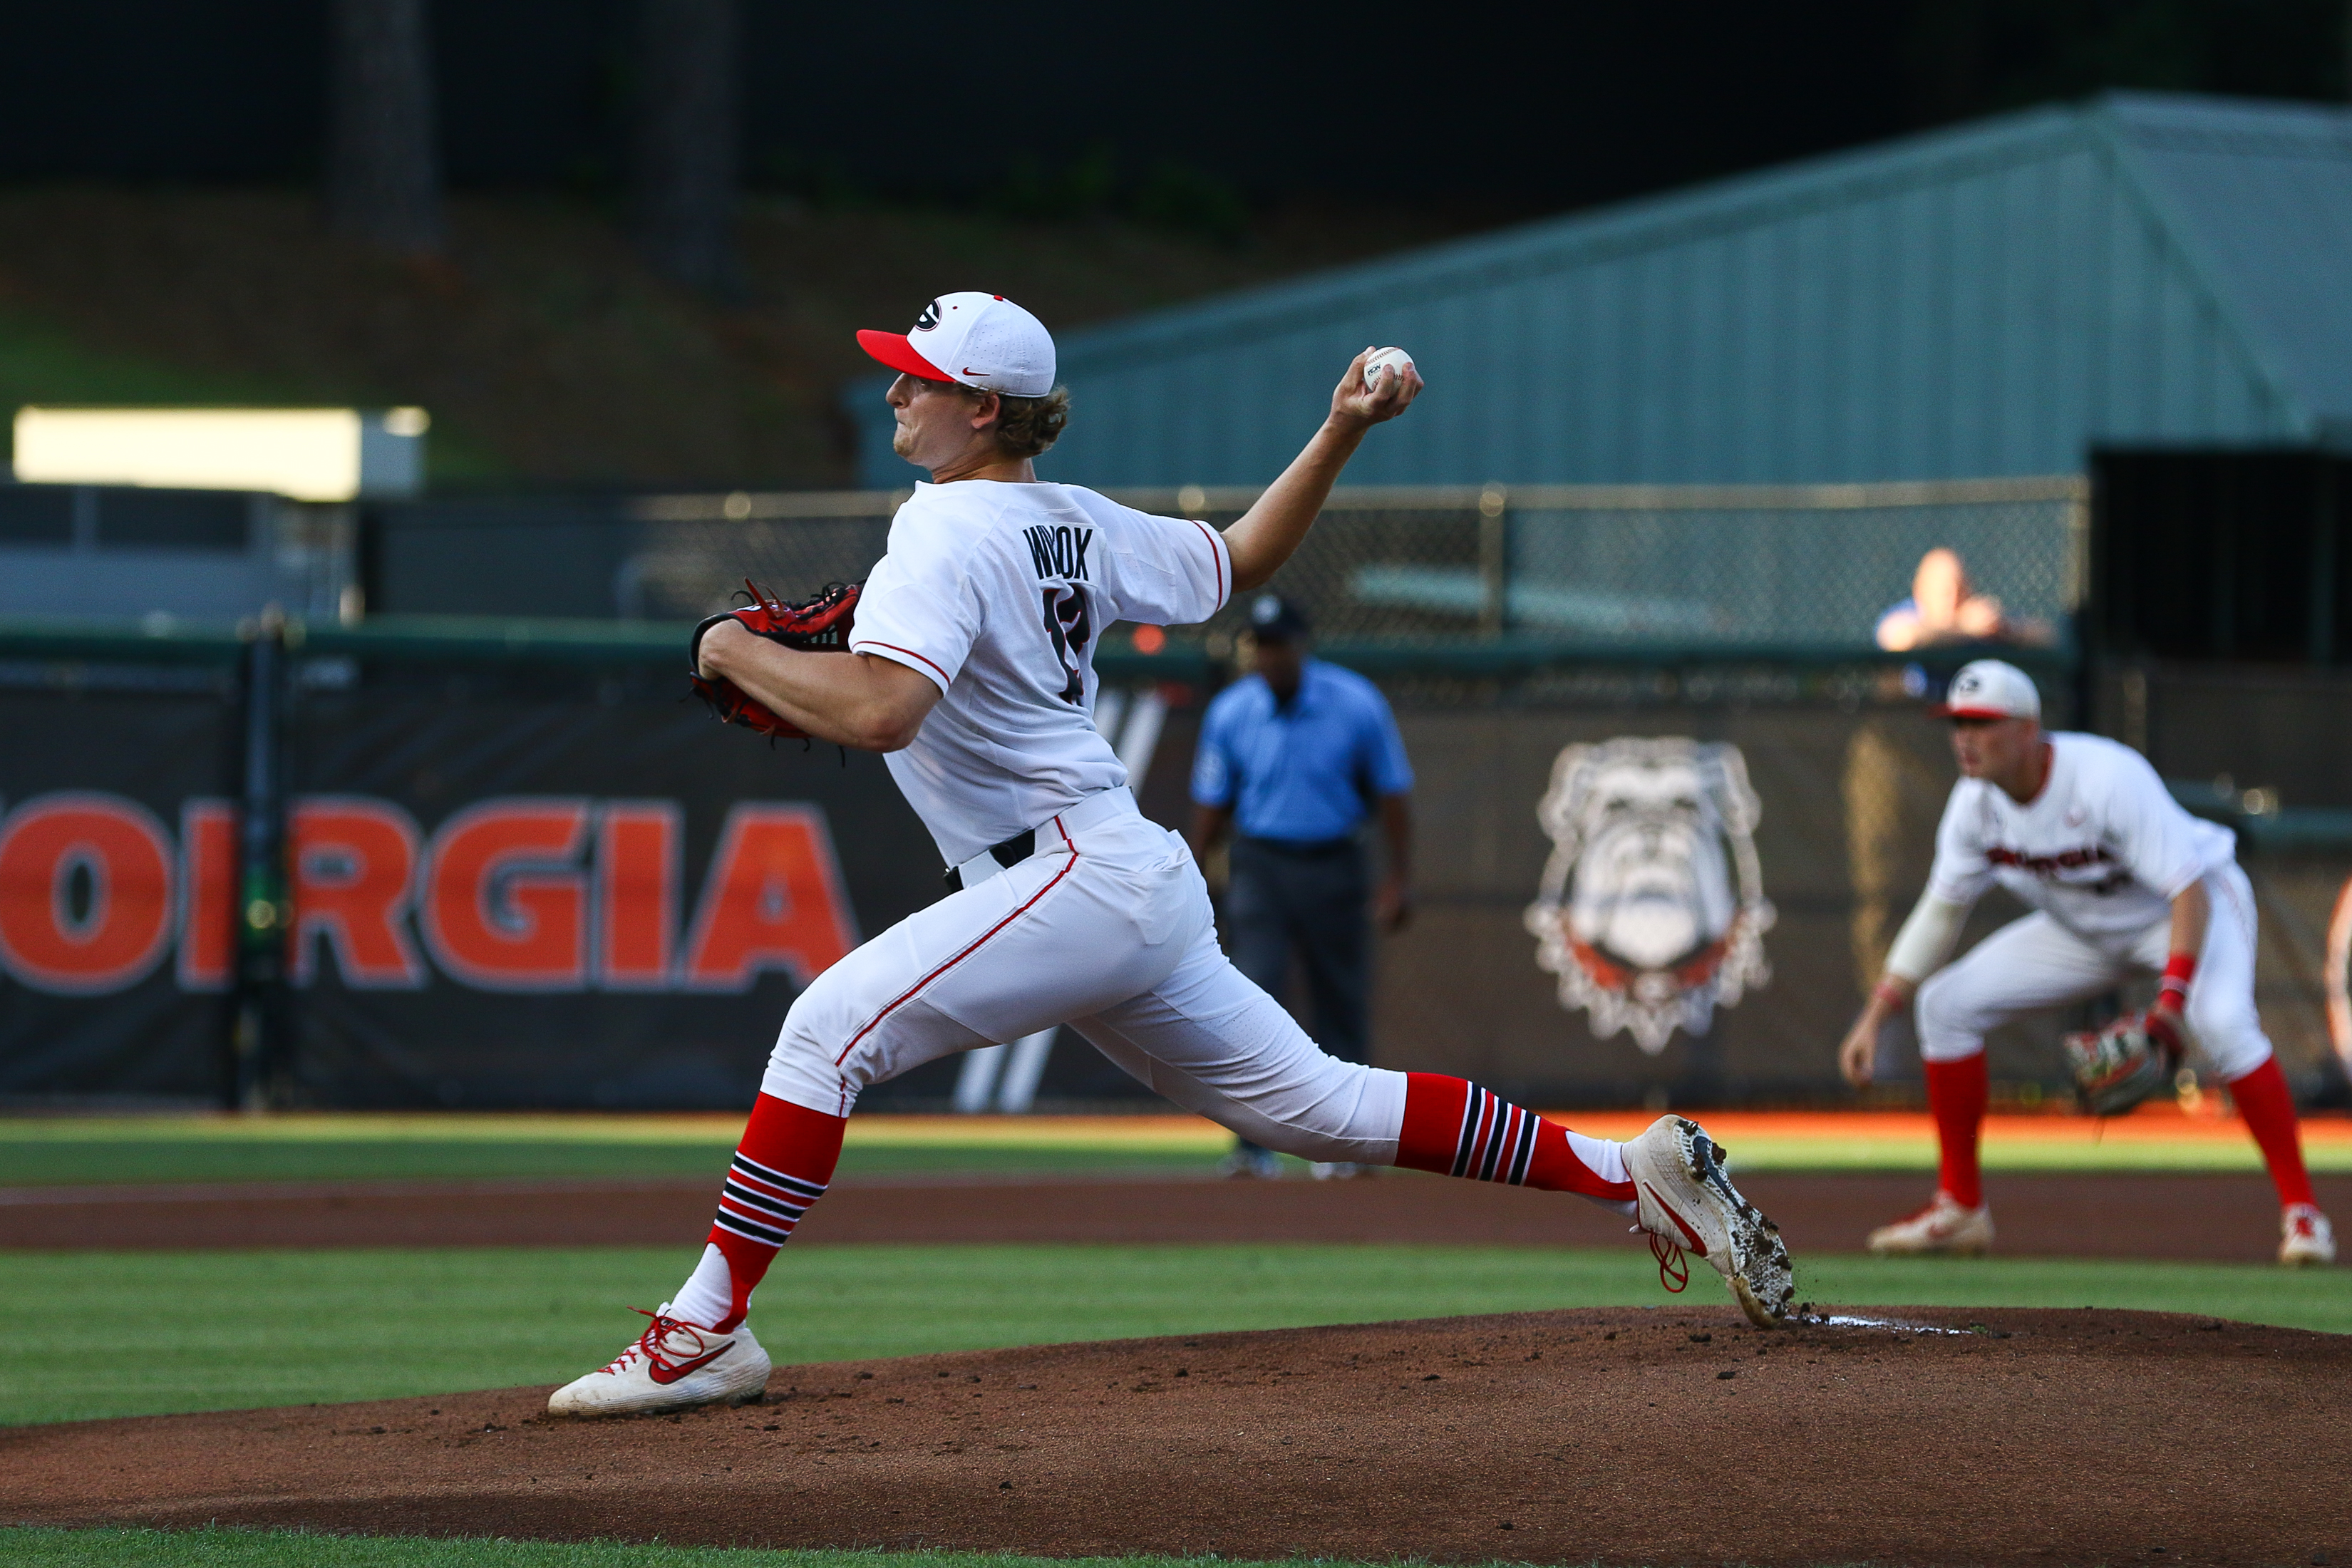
[5,1306,2346,1567]
[5,1170,2339,1261]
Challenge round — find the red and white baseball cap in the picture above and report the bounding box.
[1935,658,2041,721]
[857,292,1056,397]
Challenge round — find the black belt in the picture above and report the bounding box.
[943,827,1037,891]
[1236,834,1359,857]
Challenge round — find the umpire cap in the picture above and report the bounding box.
[1247,593,1310,642]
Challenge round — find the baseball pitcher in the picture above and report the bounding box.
[1840,658,2333,1266]
[547,294,1796,1416]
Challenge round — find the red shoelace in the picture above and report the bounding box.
[601,1309,716,1376]
[1648,1232,1689,1293]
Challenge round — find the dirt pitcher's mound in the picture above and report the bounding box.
[5,1307,2346,1567]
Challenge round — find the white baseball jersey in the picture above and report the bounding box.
[847,480,1231,865]
[1926,731,2234,939]
[770,475,1412,1150]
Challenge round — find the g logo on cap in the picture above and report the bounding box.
[1935,657,2039,721]
[855,292,1057,398]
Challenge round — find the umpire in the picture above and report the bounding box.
[1190,594,1414,1178]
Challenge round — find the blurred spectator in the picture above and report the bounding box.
[1874,547,2053,651]
[1191,594,1413,1180]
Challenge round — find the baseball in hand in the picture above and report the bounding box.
[1363,346,1415,391]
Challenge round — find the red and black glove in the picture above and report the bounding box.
[688,579,861,741]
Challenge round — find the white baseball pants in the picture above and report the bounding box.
[1915,863,2272,1080]
[761,789,1410,1162]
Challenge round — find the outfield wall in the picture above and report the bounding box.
[1378,693,2348,1107]
[1,619,2345,1111]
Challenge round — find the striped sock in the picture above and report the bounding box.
[1394,1072,1636,1207]
[714,1150,831,1249]
[671,1093,845,1331]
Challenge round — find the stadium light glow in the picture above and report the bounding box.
[11,406,428,500]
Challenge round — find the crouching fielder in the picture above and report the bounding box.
[1840,659,2333,1267]
[547,295,1796,1417]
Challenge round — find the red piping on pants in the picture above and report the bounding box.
[833,816,1080,1068]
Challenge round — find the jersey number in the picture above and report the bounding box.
[1042,585,1093,704]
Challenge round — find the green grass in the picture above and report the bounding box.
[6,1242,2346,1427]
[9,1111,2348,1190]
[17,1131,2351,1185]
[0,1532,1403,1568]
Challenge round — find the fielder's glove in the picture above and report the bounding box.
[2062,1010,2182,1117]
[688,579,861,741]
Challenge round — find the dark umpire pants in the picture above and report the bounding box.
[1226,835,1372,1068]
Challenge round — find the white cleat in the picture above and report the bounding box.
[1623,1115,1796,1329]
[1867,1191,1995,1257]
[2280,1204,2335,1267]
[547,1306,771,1418]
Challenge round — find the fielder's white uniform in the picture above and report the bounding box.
[758,478,1496,1167]
[1913,731,2269,1079]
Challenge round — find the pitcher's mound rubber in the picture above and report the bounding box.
[6,1307,2346,1567]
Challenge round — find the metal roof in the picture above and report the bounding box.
[2110,96,2352,440]
[851,93,2352,488]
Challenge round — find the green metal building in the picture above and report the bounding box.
[856,92,2352,490]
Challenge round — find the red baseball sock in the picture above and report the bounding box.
[2227,1057,2316,1210]
[1924,1056,1987,1209]
[696,1093,846,1331]
[1394,1073,1635,1204]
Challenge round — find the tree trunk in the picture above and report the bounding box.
[326,0,444,256]
[631,0,741,296]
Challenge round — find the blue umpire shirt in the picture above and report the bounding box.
[1190,658,1414,843]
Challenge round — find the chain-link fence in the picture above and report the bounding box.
[619,490,899,620]
[604,477,2085,652]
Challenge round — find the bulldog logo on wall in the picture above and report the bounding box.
[1522,736,1776,1054]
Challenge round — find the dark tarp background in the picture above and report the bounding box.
[284,669,943,1108]
[6,659,2343,1109]
[0,678,239,1103]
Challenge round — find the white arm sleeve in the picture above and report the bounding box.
[1883,892,1971,984]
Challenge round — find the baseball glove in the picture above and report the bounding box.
[688,579,861,741]
[2062,1011,2183,1117]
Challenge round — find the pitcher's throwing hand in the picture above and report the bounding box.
[1332,344,1424,428]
